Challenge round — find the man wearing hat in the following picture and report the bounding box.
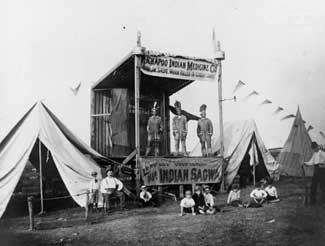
[88,171,100,211]
[145,101,163,157]
[197,104,213,157]
[100,169,125,212]
[172,101,188,156]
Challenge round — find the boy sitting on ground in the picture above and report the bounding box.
[203,185,220,214]
[227,183,243,207]
[246,182,267,208]
[180,190,196,216]
[192,185,206,214]
[264,178,280,203]
[139,185,153,207]
[88,171,100,212]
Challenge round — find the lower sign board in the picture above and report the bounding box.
[141,157,223,186]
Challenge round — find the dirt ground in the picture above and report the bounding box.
[1,177,325,246]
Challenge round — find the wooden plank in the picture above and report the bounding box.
[98,91,104,154]
[179,185,184,198]
[122,149,136,166]
[95,91,99,152]
[90,90,95,149]
[166,95,170,155]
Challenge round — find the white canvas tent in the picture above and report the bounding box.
[0,102,106,218]
[190,119,279,186]
[278,108,314,177]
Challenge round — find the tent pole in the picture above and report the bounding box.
[38,140,44,214]
[134,31,143,197]
[213,29,226,191]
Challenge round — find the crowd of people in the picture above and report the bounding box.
[86,167,281,215]
[179,177,280,216]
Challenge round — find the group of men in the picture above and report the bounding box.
[88,169,125,212]
[145,100,213,157]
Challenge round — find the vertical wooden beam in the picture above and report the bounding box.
[38,140,44,214]
[212,29,226,192]
[90,90,96,149]
[162,91,167,156]
[134,31,143,197]
[179,185,184,198]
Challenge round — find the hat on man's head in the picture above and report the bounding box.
[141,185,147,190]
[199,104,207,112]
[174,100,181,109]
[91,171,98,177]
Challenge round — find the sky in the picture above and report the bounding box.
[1,0,325,150]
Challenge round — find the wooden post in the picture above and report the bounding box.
[212,29,226,192]
[179,185,184,198]
[158,186,163,205]
[38,140,44,214]
[85,191,89,220]
[27,196,34,230]
[134,31,143,197]
[192,183,196,194]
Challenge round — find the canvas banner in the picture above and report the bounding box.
[141,157,223,186]
[141,52,217,81]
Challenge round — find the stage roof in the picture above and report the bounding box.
[92,51,195,96]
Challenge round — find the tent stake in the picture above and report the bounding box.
[27,196,34,230]
[39,140,44,215]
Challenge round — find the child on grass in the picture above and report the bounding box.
[180,190,196,216]
[246,182,267,208]
[203,185,220,214]
[264,178,280,203]
[227,183,242,207]
[192,185,206,214]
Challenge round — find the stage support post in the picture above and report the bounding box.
[27,196,34,230]
[38,140,44,214]
[179,185,184,198]
[212,29,226,192]
[134,31,144,197]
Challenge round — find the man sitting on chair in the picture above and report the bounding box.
[100,169,125,212]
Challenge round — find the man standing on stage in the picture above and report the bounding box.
[303,141,325,204]
[197,104,213,157]
[172,101,188,156]
[145,101,163,157]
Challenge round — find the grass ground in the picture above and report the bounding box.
[1,177,325,246]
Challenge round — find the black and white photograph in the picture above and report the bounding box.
[1,0,325,245]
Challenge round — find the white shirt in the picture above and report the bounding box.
[227,190,241,204]
[180,197,195,208]
[88,179,100,192]
[250,188,267,200]
[305,150,325,166]
[264,186,278,198]
[140,191,152,201]
[100,176,123,193]
[204,193,214,206]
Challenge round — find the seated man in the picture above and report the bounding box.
[100,169,125,212]
[139,185,153,207]
[264,178,280,203]
[246,182,267,208]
